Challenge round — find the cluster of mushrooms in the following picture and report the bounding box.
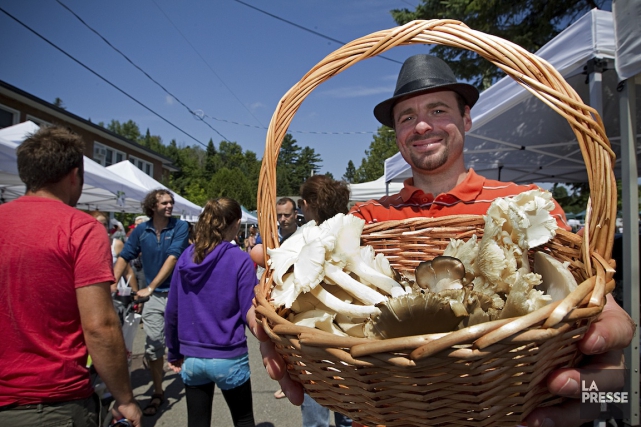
[267,189,578,339]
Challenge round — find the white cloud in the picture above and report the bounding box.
[249,102,265,111]
[165,95,174,105]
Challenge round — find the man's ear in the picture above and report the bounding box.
[67,167,81,185]
[463,106,473,132]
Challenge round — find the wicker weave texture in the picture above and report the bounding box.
[254,19,617,426]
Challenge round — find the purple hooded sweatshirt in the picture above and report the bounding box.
[165,241,258,362]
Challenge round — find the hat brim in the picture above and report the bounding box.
[373,83,479,128]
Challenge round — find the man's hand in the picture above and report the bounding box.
[246,305,304,405]
[168,359,184,374]
[112,400,142,427]
[523,294,635,427]
[136,286,153,299]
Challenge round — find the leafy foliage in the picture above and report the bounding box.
[352,126,398,183]
[104,120,322,210]
[390,0,609,90]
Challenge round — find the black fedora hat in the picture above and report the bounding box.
[373,54,479,128]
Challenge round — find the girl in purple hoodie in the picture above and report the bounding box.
[165,197,257,427]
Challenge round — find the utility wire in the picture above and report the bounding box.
[0,6,207,146]
[234,0,403,65]
[149,0,265,128]
[55,0,230,143]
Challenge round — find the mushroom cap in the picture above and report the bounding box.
[364,291,466,339]
[415,256,468,292]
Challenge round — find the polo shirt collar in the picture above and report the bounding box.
[145,217,176,232]
[399,168,485,202]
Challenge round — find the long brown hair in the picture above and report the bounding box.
[299,175,350,223]
[193,197,242,263]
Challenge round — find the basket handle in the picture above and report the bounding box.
[256,19,616,289]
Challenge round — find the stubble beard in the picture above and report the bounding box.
[406,134,450,172]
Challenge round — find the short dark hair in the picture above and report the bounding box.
[142,189,175,217]
[276,197,296,212]
[16,125,85,192]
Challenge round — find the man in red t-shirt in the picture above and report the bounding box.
[250,55,634,427]
[0,126,141,426]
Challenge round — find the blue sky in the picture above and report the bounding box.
[0,0,431,179]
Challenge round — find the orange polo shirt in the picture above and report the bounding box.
[349,169,570,230]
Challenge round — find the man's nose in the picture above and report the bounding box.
[414,117,433,134]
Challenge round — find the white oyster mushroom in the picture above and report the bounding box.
[292,309,346,336]
[443,234,480,276]
[533,251,578,302]
[270,273,298,308]
[499,269,549,319]
[507,189,558,249]
[310,284,381,318]
[322,214,405,297]
[324,262,387,305]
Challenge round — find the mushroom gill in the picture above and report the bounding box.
[363,292,467,339]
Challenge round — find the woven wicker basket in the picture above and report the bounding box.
[254,19,617,427]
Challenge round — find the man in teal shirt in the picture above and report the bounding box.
[114,189,190,417]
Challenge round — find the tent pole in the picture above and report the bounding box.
[620,76,640,427]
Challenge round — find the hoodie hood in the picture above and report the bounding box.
[177,241,237,288]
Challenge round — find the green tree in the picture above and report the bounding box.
[343,160,356,183]
[391,0,609,90]
[277,134,301,196]
[53,97,66,109]
[209,167,255,209]
[295,147,322,183]
[204,139,217,178]
[105,119,142,142]
[354,126,398,183]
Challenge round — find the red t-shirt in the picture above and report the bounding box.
[0,197,115,406]
[349,169,570,230]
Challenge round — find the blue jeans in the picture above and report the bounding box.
[180,354,251,390]
[301,393,351,427]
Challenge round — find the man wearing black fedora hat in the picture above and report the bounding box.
[350,54,570,225]
[246,55,634,427]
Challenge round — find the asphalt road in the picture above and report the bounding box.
[129,321,341,427]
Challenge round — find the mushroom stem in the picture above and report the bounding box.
[310,285,381,318]
[324,262,387,305]
[346,259,406,297]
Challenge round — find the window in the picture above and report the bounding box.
[26,115,51,127]
[0,103,19,129]
[129,155,154,177]
[93,142,125,167]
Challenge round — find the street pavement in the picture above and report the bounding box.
[128,321,342,426]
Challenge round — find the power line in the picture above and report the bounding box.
[192,109,374,135]
[0,5,207,147]
[150,0,265,129]
[55,0,230,143]
[234,0,403,65]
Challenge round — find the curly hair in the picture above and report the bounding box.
[16,125,85,192]
[299,175,350,224]
[142,189,174,217]
[193,197,242,264]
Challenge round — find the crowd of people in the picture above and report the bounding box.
[0,53,635,427]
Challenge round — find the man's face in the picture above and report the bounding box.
[393,90,471,175]
[153,194,174,218]
[276,201,297,236]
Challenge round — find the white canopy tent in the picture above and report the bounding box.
[241,205,258,225]
[0,122,151,212]
[349,176,404,201]
[384,9,640,185]
[106,160,202,220]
